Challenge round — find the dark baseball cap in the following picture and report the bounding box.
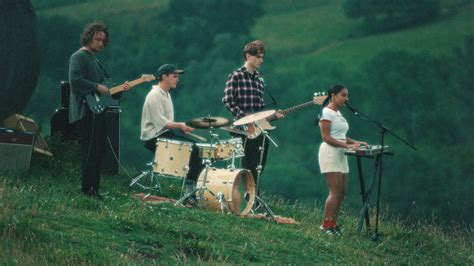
[156,64,184,78]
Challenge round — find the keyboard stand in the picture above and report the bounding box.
[346,149,393,238]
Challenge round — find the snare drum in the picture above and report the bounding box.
[153,138,193,178]
[196,167,255,215]
[196,138,244,160]
[196,143,217,159]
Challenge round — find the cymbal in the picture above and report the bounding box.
[186,116,229,129]
[220,126,248,136]
[233,110,276,126]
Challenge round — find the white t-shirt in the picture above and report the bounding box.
[319,106,349,140]
[140,85,174,141]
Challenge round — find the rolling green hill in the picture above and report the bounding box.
[23,0,474,230]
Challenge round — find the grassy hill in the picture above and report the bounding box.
[11,1,473,262]
[0,147,471,264]
[255,0,473,73]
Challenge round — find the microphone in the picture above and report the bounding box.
[345,100,358,115]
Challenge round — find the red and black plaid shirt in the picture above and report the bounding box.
[222,66,265,120]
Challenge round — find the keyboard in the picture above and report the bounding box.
[345,145,391,156]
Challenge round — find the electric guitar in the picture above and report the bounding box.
[244,92,327,139]
[85,74,155,114]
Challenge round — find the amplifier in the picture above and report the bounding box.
[49,105,120,175]
[3,114,52,156]
[0,128,35,172]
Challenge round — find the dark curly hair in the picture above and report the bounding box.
[80,21,109,47]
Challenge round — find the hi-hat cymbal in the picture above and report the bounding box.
[233,110,276,126]
[186,116,229,129]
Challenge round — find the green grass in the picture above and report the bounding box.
[255,0,474,74]
[38,0,168,20]
[1,147,472,264]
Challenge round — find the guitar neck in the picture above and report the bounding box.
[268,100,315,121]
[108,78,145,95]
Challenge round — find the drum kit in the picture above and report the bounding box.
[130,111,279,218]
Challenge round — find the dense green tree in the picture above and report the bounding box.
[159,0,263,64]
[353,48,474,225]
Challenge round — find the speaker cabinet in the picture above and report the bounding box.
[3,114,52,156]
[0,128,35,172]
[51,107,79,142]
[101,107,120,175]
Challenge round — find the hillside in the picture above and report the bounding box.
[255,0,473,73]
[21,0,474,232]
[0,147,472,264]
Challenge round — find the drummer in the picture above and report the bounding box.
[140,64,204,198]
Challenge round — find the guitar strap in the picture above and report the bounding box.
[259,76,278,108]
[94,57,110,80]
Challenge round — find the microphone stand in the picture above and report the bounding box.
[251,121,278,221]
[345,101,416,241]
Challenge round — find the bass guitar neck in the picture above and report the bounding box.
[245,92,327,139]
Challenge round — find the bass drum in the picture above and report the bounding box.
[196,168,255,216]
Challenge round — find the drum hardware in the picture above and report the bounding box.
[129,162,162,193]
[175,116,224,209]
[176,116,255,215]
[217,192,226,212]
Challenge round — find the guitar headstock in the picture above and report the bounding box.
[313,92,327,105]
[140,74,156,82]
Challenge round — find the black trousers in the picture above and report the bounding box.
[241,134,270,194]
[78,109,107,195]
[144,130,204,183]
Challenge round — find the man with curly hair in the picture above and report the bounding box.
[68,21,128,198]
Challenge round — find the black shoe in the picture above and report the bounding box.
[92,193,104,200]
[82,190,104,200]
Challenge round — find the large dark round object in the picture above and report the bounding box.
[0,0,40,121]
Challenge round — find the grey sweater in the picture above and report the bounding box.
[68,49,106,123]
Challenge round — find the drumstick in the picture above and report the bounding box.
[187,132,207,142]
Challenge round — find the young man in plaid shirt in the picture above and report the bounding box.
[222,40,283,195]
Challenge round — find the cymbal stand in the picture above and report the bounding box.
[251,121,278,221]
[226,139,244,170]
[175,118,229,213]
